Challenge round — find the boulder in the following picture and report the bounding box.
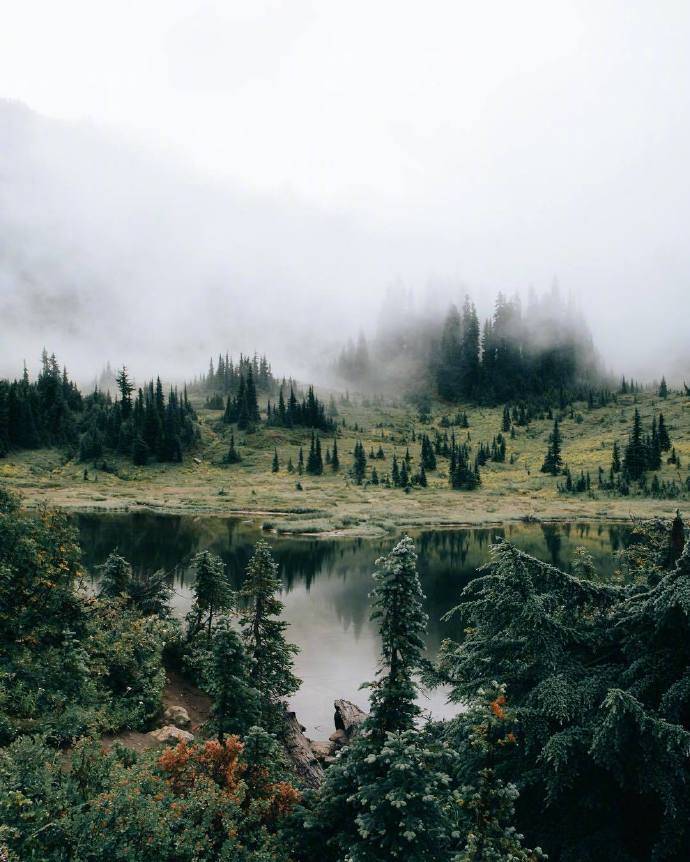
[310,740,335,760]
[334,699,367,740]
[163,705,191,730]
[328,728,348,748]
[147,725,194,745]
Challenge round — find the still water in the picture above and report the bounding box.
[74,514,633,737]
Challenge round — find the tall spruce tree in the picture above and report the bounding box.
[239,541,300,729]
[187,551,233,642]
[540,418,563,475]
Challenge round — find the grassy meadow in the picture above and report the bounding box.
[2,388,688,536]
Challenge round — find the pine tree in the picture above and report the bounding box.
[203,619,260,741]
[658,411,671,451]
[331,436,340,472]
[98,552,132,598]
[351,440,367,485]
[540,418,563,475]
[239,541,300,729]
[611,439,621,473]
[454,684,546,861]
[367,536,428,738]
[502,404,511,432]
[271,448,279,473]
[659,376,668,399]
[224,431,241,464]
[623,408,647,481]
[187,551,233,642]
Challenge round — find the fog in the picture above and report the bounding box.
[1,1,690,387]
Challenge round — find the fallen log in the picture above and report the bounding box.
[283,709,325,788]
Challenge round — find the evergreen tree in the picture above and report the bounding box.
[187,551,233,642]
[331,436,340,472]
[659,376,668,399]
[203,619,261,741]
[623,408,647,481]
[366,536,428,738]
[224,431,241,464]
[98,552,132,598]
[306,432,324,475]
[272,448,279,473]
[540,418,563,475]
[611,439,621,473]
[658,411,671,450]
[502,404,511,432]
[351,440,367,485]
[239,541,300,729]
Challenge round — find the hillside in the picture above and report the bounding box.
[2,388,688,535]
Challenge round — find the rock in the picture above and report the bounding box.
[147,725,194,745]
[163,705,191,730]
[328,729,348,748]
[310,740,335,760]
[334,699,367,740]
[193,457,202,465]
[283,709,324,788]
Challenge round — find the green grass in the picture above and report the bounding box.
[2,389,688,536]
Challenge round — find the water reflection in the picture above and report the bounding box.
[74,514,633,736]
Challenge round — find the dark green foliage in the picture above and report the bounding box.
[659,376,668,398]
[306,431,324,475]
[611,439,621,473]
[436,520,690,861]
[267,383,334,432]
[540,418,563,475]
[0,731,297,862]
[420,433,436,470]
[224,431,242,464]
[432,291,597,404]
[186,551,233,642]
[202,619,261,740]
[272,448,280,473]
[0,489,168,744]
[98,552,171,617]
[366,536,428,738]
[351,440,367,484]
[453,685,546,861]
[331,435,340,471]
[658,411,671,450]
[239,541,300,730]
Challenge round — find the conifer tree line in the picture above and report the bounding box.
[265,383,335,432]
[196,351,275,395]
[335,287,602,403]
[0,352,199,464]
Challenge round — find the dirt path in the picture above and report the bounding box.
[101,669,212,755]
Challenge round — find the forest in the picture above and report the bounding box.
[1,484,689,860]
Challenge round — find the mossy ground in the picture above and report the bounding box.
[2,390,688,536]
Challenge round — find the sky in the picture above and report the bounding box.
[1,0,689,382]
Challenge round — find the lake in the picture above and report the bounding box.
[74,513,634,737]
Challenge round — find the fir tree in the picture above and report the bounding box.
[623,408,647,481]
[540,418,563,475]
[331,436,340,472]
[351,440,367,485]
[367,536,428,738]
[187,551,233,642]
[658,411,671,451]
[659,376,668,399]
[239,541,300,729]
[224,432,241,464]
[611,439,621,473]
[203,619,260,741]
[271,448,279,473]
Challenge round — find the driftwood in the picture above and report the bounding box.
[334,699,367,740]
[283,709,325,788]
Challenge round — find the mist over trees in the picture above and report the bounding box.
[335,286,601,403]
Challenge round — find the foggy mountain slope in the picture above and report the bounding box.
[0,99,408,383]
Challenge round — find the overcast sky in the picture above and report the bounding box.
[1,1,689,381]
